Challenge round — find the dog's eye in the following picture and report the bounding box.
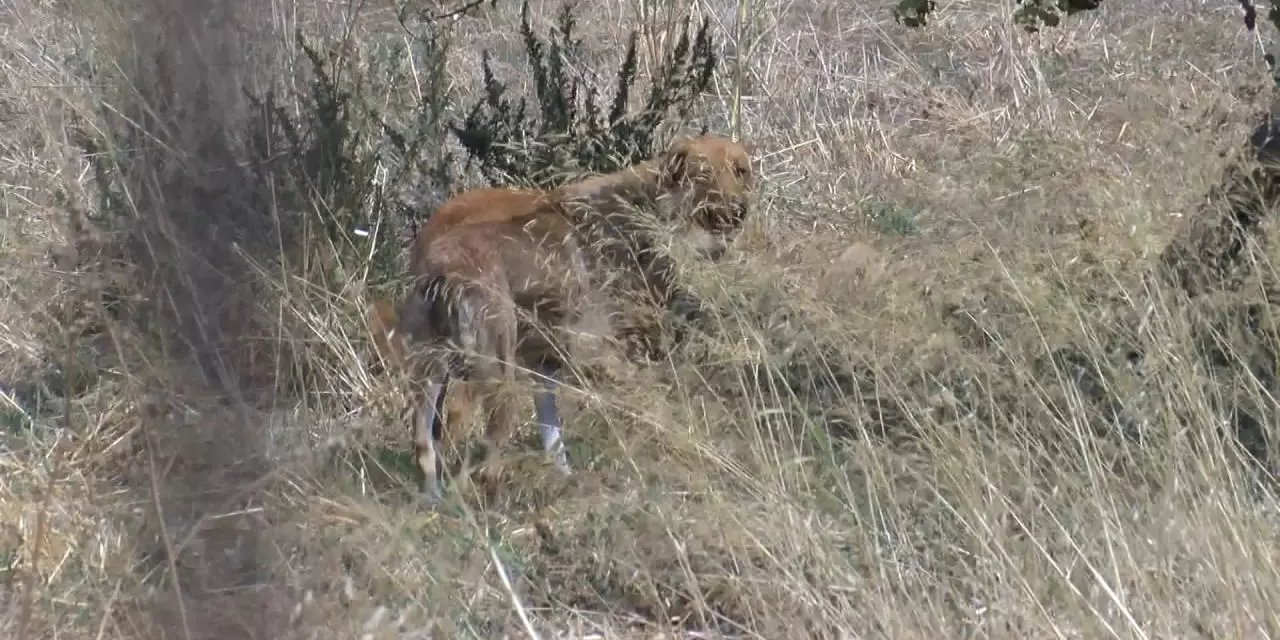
[734,165,750,179]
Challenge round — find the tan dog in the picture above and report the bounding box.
[381,134,755,507]
[419,135,753,270]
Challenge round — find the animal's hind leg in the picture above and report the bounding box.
[533,364,571,475]
[413,377,449,508]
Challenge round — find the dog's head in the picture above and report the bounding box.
[658,134,756,261]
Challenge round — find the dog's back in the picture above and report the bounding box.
[404,207,588,368]
[411,187,550,266]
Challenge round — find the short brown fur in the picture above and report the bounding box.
[378,134,756,506]
[412,135,755,285]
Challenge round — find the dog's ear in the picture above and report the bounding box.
[660,139,692,189]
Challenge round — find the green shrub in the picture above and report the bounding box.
[454,0,718,188]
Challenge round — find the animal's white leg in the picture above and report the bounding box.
[415,380,447,507]
[533,367,571,475]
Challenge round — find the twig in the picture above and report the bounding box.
[16,329,76,640]
[15,456,52,640]
[489,540,542,640]
[144,422,193,640]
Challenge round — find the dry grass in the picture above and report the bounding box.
[4,0,1280,638]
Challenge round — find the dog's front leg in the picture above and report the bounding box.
[533,366,571,475]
